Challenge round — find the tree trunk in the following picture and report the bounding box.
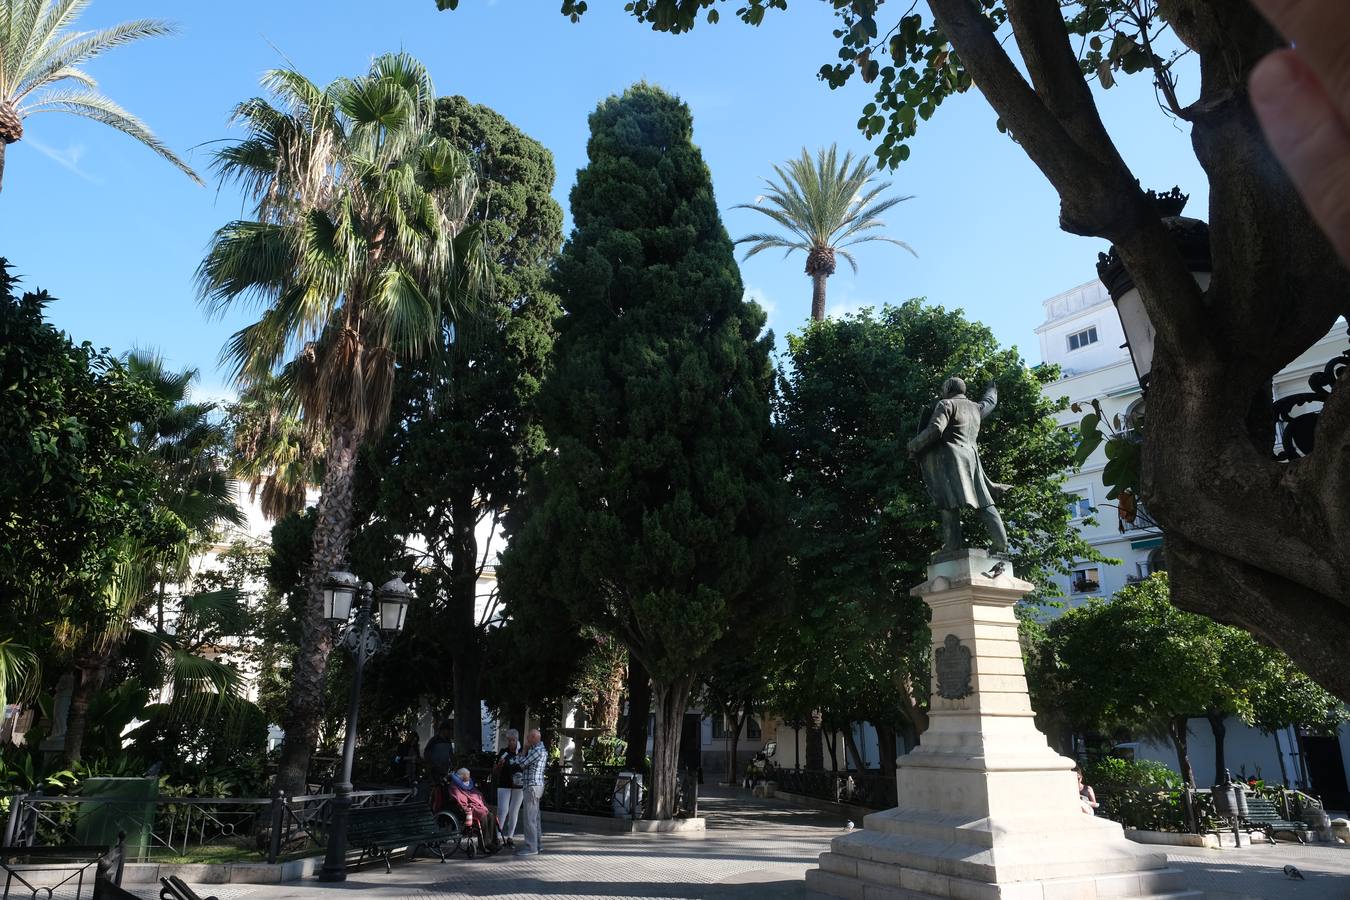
[450,487,483,754]
[825,730,841,772]
[805,709,824,770]
[624,652,651,773]
[593,652,624,736]
[273,422,360,796]
[504,700,526,743]
[1273,730,1290,787]
[842,724,865,770]
[540,697,564,754]
[1168,717,1196,788]
[875,723,898,779]
[724,701,747,786]
[647,675,694,820]
[897,671,930,735]
[61,663,105,764]
[1206,709,1227,782]
[810,272,828,321]
[0,142,7,194]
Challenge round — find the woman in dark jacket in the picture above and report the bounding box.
[493,728,525,847]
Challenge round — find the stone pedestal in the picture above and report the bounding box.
[806,550,1197,900]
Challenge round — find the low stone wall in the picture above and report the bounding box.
[762,788,872,825]
[542,810,705,833]
[121,857,322,885]
[1123,829,1217,849]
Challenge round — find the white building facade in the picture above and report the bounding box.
[1037,280,1350,810]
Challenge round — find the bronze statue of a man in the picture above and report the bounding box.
[906,376,1009,554]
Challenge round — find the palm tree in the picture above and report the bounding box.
[58,355,243,763]
[0,0,200,192]
[735,144,915,321]
[197,53,486,795]
[125,351,244,628]
[227,375,322,522]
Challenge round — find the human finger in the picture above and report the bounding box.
[1251,48,1350,264]
[1248,0,1350,125]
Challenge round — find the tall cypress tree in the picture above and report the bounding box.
[502,84,782,819]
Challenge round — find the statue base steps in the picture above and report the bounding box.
[805,808,1196,899]
[804,551,1197,900]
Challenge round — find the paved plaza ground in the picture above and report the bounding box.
[137,789,1350,900]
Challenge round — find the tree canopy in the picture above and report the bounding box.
[434,0,1350,704]
[1039,574,1347,787]
[0,262,163,615]
[500,83,786,818]
[775,302,1096,764]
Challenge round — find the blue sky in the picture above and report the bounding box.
[0,1,1207,398]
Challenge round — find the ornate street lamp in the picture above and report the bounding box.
[1096,188,1213,393]
[322,570,360,623]
[319,572,415,883]
[376,577,413,635]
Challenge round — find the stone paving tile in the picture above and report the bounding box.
[1162,841,1350,899]
[126,790,1350,899]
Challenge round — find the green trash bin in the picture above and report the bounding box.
[76,777,157,859]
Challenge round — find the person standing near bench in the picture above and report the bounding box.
[513,728,547,857]
[494,728,525,848]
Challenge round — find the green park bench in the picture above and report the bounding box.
[337,803,451,873]
[1241,795,1308,845]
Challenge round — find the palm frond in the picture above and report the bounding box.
[368,51,435,125]
[839,234,918,257]
[23,88,201,183]
[16,18,176,100]
[734,142,915,293]
[161,648,246,725]
[0,640,39,712]
[196,220,294,317]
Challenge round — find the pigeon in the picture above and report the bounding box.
[982,561,1007,579]
[1283,864,1305,880]
[845,821,855,832]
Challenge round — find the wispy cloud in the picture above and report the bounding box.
[743,286,775,316]
[825,300,865,320]
[26,137,101,184]
[194,381,239,407]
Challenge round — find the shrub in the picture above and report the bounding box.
[1085,757,1182,792]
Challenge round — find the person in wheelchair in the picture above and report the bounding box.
[445,767,501,856]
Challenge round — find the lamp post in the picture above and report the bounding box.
[318,572,414,883]
[1096,187,1213,393]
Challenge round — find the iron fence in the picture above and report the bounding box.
[769,768,897,810]
[1,788,412,864]
[538,765,698,820]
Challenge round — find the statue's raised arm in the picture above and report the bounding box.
[978,382,998,420]
[907,376,1008,556]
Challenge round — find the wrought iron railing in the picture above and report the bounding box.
[769,768,897,810]
[541,765,647,819]
[538,765,697,820]
[1,788,413,864]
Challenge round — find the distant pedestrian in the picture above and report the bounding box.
[512,728,547,857]
[494,728,525,847]
[1076,768,1098,815]
[394,731,420,786]
[424,721,456,782]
